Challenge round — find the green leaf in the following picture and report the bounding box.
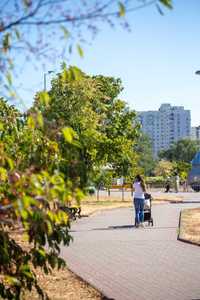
[69,66,82,81]
[61,68,68,82]
[46,220,53,235]
[75,188,84,202]
[6,157,14,170]
[47,211,55,222]
[58,210,68,223]
[37,112,44,128]
[3,33,10,52]
[22,195,36,208]
[20,209,28,220]
[0,122,4,130]
[39,91,51,106]
[77,44,84,58]
[6,72,12,85]
[15,29,21,40]
[51,174,64,185]
[60,25,70,38]
[118,2,126,17]
[38,248,46,258]
[159,0,173,9]
[61,61,67,70]
[19,264,33,278]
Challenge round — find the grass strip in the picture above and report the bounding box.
[178,208,200,246]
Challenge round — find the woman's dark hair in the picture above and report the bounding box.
[135,174,146,192]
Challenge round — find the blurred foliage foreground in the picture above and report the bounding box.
[0,66,140,299]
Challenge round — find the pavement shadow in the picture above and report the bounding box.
[109,225,134,230]
[179,201,200,204]
[91,225,178,231]
[92,224,134,231]
[70,225,177,233]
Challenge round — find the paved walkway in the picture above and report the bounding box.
[60,196,200,300]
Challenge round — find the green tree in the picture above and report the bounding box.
[172,161,191,181]
[0,0,174,297]
[0,70,140,300]
[159,139,200,163]
[0,98,82,299]
[154,159,173,178]
[0,98,60,172]
[34,66,140,188]
[134,132,156,176]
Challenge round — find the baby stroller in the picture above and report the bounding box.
[143,192,153,226]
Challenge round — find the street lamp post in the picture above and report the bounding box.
[44,70,54,91]
[194,70,200,148]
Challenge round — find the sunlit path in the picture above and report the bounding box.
[61,197,200,300]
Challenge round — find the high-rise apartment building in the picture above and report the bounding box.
[138,104,191,157]
[191,126,200,140]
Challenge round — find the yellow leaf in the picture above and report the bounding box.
[77,44,84,58]
[37,112,44,128]
[0,167,7,181]
[27,115,35,129]
[60,25,70,38]
[119,2,125,17]
[62,127,74,143]
[4,276,21,286]
[0,122,4,130]
[46,220,53,234]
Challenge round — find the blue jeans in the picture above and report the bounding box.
[134,198,144,225]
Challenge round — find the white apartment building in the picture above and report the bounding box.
[138,103,191,157]
[191,126,200,140]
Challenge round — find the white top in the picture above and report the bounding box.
[133,181,145,199]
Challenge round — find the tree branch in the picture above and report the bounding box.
[1,0,157,31]
[2,0,44,31]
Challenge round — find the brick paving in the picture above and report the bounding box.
[60,197,200,300]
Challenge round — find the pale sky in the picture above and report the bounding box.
[18,0,200,126]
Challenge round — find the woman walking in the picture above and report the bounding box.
[133,174,146,228]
